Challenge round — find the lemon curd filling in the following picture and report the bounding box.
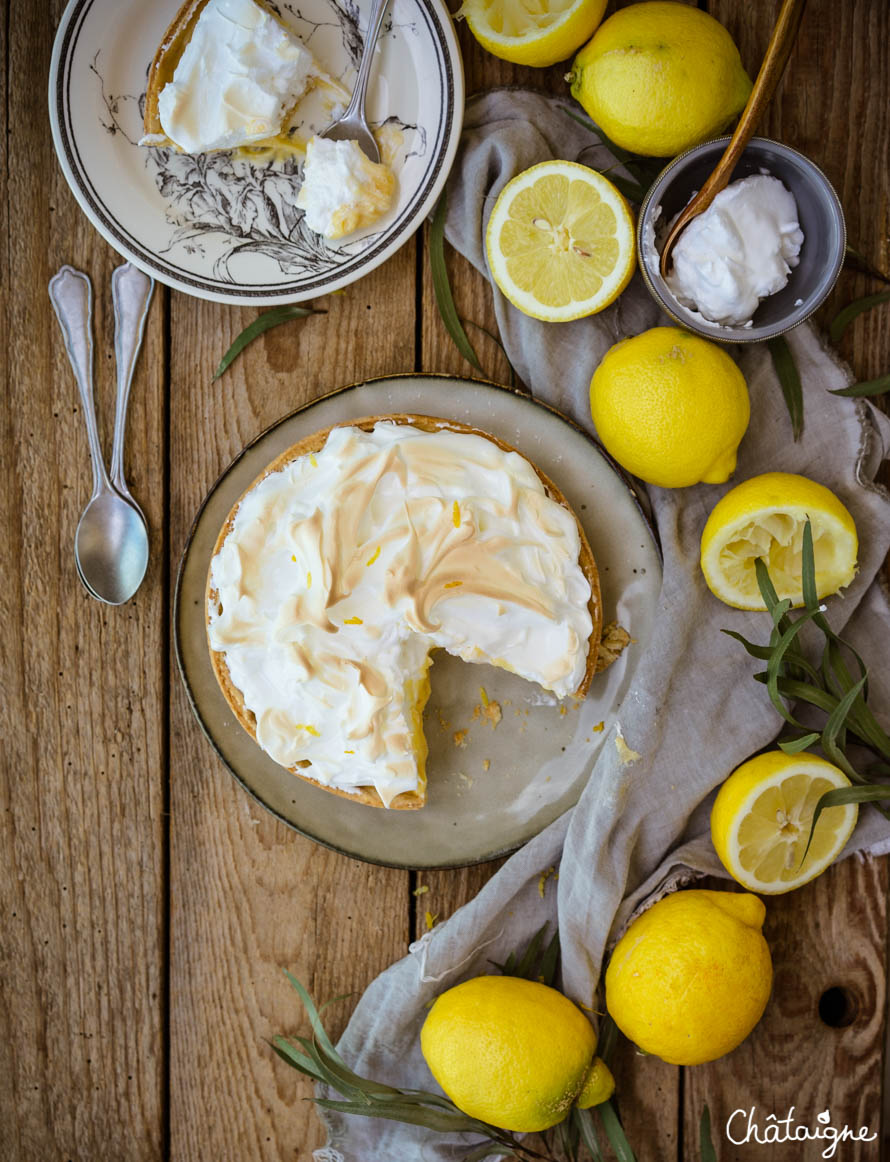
[207,423,593,807]
[296,136,397,240]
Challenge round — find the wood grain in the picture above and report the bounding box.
[167,249,417,1160]
[2,1,890,1160]
[0,2,167,1158]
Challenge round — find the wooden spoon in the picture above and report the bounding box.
[659,0,808,280]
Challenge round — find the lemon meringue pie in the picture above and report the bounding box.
[206,416,601,808]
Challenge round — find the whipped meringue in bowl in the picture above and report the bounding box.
[664,175,804,328]
[637,137,846,343]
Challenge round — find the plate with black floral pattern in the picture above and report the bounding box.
[49,0,463,304]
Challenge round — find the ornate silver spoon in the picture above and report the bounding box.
[49,264,152,605]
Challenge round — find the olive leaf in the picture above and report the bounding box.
[430,190,483,372]
[844,245,890,285]
[829,289,890,344]
[700,1104,718,1162]
[829,373,890,398]
[597,1100,637,1162]
[213,304,326,380]
[767,335,804,441]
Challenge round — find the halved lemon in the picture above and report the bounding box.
[711,751,858,894]
[485,161,636,323]
[458,0,606,67]
[700,472,858,610]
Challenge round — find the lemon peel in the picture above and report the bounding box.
[421,975,598,1132]
[568,2,752,157]
[605,889,772,1065]
[590,327,750,488]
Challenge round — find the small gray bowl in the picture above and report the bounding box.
[637,136,846,343]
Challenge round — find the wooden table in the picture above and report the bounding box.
[2,1,889,1158]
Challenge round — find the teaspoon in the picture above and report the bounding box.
[49,265,151,605]
[319,0,391,162]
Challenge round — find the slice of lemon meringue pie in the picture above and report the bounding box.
[206,416,601,808]
[142,0,344,155]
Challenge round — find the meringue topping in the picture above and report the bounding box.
[208,423,594,806]
[157,0,318,154]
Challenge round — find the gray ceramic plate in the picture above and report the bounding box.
[174,376,662,868]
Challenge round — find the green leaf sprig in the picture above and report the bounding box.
[829,289,890,344]
[430,190,484,373]
[723,519,890,858]
[213,304,326,380]
[700,1105,718,1162]
[829,373,890,398]
[767,335,804,441]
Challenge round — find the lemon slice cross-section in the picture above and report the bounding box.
[711,751,858,894]
[485,161,636,323]
[700,472,858,610]
[458,0,606,67]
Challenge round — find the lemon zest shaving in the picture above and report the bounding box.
[366,546,381,566]
[452,500,460,528]
[413,884,429,897]
[307,571,312,589]
[295,724,321,737]
[309,453,318,468]
[425,910,439,930]
[444,580,463,589]
[343,749,355,754]
[593,721,605,733]
[538,866,558,897]
[343,616,364,625]
[291,554,297,563]
[479,686,489,707]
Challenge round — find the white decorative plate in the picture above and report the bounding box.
[49,0,463,303]
[174,377,663,869]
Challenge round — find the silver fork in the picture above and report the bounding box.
[319,0,391,162]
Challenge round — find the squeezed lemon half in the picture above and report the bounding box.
[700,472,858,609]
[711,751,858,894]
[458,0,606,67]
[485,160,635,323]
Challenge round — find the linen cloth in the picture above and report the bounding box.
[315,90,890,1162]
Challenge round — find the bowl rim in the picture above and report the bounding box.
[635,134,847,345]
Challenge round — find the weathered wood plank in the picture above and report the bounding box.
[167,249,418,1159]
[0,3,167,1158]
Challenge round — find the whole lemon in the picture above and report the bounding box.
[567,2,752,157]
[420,975,609,1132]
[589,326,750,488]
[605,890,772,1066]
